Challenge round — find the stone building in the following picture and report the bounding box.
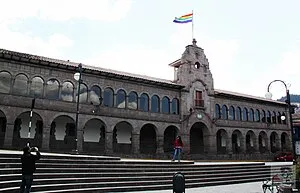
[0,39,292,160]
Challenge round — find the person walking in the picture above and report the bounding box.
[172,136,183,162]
[20,145,41,193]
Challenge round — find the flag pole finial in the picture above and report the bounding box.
[193,38,197,46]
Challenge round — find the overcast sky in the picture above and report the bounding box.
[1,0,299,100]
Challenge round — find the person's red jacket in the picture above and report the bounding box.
[174,138,183,148]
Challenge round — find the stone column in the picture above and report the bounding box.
[227,137,233,154]
[207,134,217,154]
[3,123,14,148]
[105,131,113,155]
[77,123,84,152]
[131,132,140,154]
[41,126,50,151]
[156,135,164,155]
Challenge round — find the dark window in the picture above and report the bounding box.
[128,91,138,110]
[255,109,260,122]
[236,107,242,121]
[116,89,126,108]
[89,85,101,105]
[46,79,59,100]
[229,106,235,120]
[221,105,228,119]
[215,104,221,118]
[261,110,266,122]
[272,111,277,123]
[61,81,74,102]
[242,108,248,121]
[249,108,254,121]
[162,96,170,114]
[103,87,114,107]
[267,111,271,123]
[13,74,28,96]
[195,91,204,107]
[151,95,160,113]
[30,76,44,98]
[139,93,149,112]
[0,71,11,93]
[277,112,282,124]
[171,98,179,114]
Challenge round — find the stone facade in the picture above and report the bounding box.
[0,40,292,160]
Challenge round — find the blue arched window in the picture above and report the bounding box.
[151,95,160,113]
[139,93,149,112]
[103,87,114,107]
[162,96,170,114]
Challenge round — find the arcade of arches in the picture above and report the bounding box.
[0,109,290,157]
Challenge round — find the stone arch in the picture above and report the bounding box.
[140,123,157,154]
[190,122,209,154]
[270,131,279,153]
[163,125,178,153]
[0,110,7,147]
[281,132,290,152]
[13,73,28,96]
[258,131,268,153]
[216,129,228,154]
[232,130,243,154]
[61,81,74,102]
[49,115,75,151]
[113,121,133,154]
[30,76,44,98]
[0,71,12,94]
[83,118,106,153]
[245,130,256,153]
[12,111,43,149]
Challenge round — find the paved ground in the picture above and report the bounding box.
[130,181,263,193]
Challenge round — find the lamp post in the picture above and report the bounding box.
[73,63,82,153]
[265,80,295,163]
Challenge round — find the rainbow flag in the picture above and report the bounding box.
[173,13,193,23]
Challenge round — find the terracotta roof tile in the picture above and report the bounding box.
[0,48,183,88]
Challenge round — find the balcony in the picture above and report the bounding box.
[194,99,204,108]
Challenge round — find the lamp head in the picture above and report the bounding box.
[265,92,272,99]
[74,72,80,81]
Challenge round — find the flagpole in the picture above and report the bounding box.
[192,10,194,40]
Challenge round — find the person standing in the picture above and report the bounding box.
[172,136,183,162]
[20,145,41,193]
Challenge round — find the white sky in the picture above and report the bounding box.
[0,0,299,100]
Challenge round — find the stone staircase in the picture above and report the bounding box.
[0,150,290,192]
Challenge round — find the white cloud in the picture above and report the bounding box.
[84,46,174,81]
[0,0,133,22]
[0,23,73,58]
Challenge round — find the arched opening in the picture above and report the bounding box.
[0,71,12,93]
[171,98,179,114]
[140,124,157,154]
[151,95,160,113]
[258,131,268,153]
[0,110,7,147]
[103,87,114,107]
[245,130,256,153]
[46,79,59,100]
[13,111,43,149]
[30,76,44,98]
[232,130,242,154]
[49,115,75,151]
[116,89,126,108]
[216,129,228,154]
[139,93,149,112]
[83,119,106,153]
[113,121,133,154]
[281,132,290,152]
[270,132,279,153]
[163,125,178,153]
[162,96,170,114]
[190,122,209,154]
[61,81,74,102]
[128,91,138,110]
[13,74,28,96]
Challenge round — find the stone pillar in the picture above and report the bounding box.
[105,131,113,155]
[131,133,140,154]
[77,124,84,152]
[227,137,233,154]
[207,134,217,154]
[156,135,164,155]
[41,126,50,151]
[3,123,14,148]
[181,134,190,156]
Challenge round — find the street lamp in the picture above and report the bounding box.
[265,80,295,163]
[73,63,82,153]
